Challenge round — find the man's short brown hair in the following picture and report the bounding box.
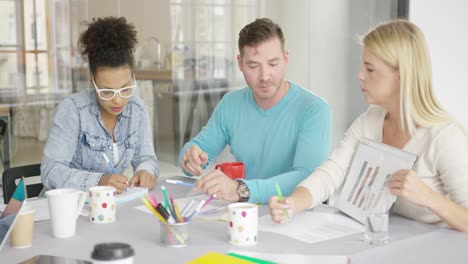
[238,18,285,56]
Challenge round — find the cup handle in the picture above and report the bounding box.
[76,191,86,219]
[215,164,221,170]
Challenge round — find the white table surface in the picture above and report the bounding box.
[1,176,467,263]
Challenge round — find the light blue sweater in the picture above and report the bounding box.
[179,83,332,204]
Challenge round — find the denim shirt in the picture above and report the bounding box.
[41,89,159,192]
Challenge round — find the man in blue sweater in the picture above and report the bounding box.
[179,18,332,204]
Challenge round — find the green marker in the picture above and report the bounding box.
[275,182,290,219]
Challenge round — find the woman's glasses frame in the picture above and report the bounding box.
[92,73,137,101]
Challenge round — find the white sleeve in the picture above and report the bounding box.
[434,124,468,208]
[298,107,383,207]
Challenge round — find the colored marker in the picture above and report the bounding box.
[165,179,195,187]
[184,200,205,222]
[156,203,175,224]
[275,182,290,220]
[201,194,216,208]
[161,186,170,211]
[102,153,116,173]
[180,200,196,218]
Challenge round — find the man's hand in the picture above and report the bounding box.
[129,170,157,190]
[181,145,208,176]
[195,170,240,202]
[98,174,129,194]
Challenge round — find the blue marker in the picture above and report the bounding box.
[165,179,195,187]
[103,153,128,191]
[102,153,116,173]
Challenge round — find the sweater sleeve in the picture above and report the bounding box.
[178,97,229,176]
[245,100,332,204]
[298,110,371,207]
[433,124,468,208]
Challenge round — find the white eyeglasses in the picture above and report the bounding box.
[92,73,137,100]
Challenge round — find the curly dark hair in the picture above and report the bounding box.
[79,17,138,75]
[238,18,285,56]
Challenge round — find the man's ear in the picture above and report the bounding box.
[237,54,243,72]
[284,49,289,65]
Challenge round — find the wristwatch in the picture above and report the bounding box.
[236,180,250,202]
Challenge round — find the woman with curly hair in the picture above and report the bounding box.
[41,17,159,193]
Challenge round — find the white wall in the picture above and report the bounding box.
[410,0,468,128]
[265,0,394,146]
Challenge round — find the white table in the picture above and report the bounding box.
[1,176,467,263]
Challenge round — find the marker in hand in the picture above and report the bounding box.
[102,153,128,191]
[275,182,290,220]
[102,153,116,173]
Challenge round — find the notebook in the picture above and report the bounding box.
[0,177,28,251]
[334,138,418,224]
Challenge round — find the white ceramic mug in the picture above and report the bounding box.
[228,203,258,246]
[88,186,116,224]
[46,188,86,238]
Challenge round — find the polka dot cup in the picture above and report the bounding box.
[88,186,116,224]
[228,203,258,246]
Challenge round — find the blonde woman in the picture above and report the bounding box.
[269,20,468,231]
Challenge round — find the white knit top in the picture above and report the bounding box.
[299,105,468,226]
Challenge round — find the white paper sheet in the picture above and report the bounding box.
[258,210,364,244]
[21,198,89,221]
[229,250,350,264]
[25,198,50,222]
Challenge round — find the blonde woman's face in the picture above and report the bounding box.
[358,47,399,108]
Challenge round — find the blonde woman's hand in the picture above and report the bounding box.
[269,196,295,224]
[388,169,435,207]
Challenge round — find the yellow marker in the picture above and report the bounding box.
[173,201,183,223]
[141,198,166,223]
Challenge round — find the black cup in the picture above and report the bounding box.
[91,243,134,262]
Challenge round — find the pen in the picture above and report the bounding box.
[102,153,116,173]
[103,153,129,191]
[196,207,226,215]
[165,179,195,187]
[275,182,290,220]
[184,199,205,222]
[180,200,195,218]
[201,194,216,208]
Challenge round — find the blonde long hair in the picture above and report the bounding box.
[362,20,453,135]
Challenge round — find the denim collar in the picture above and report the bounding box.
[89,89,131,118]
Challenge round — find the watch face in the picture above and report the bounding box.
[237,182,250,198]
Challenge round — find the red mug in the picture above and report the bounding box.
[215,162,245,180]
